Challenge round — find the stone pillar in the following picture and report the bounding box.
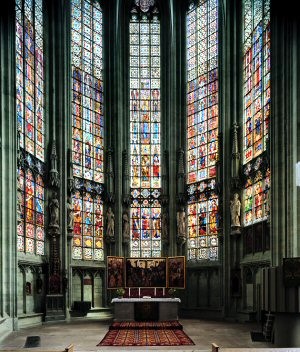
[222,0,242,317]
[106,0,126,257]
[263,3,300,345]
[45,0,69,320]
[0,0,18,335]
[162,0,182,256]
[270,0,300,266]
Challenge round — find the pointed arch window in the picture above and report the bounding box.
[129,4,162,258]
[186,0,219,261]
[242,0,270,227]
[71,0,104,261]
[16,0,45,255]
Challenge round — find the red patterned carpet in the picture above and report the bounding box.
[97,321,195,346]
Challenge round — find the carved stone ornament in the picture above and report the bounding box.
[135,0,154,12]
[49,143,60,188]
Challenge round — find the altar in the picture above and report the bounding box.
[111,297,181,321]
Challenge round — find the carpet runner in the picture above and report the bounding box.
[97,321,195,346]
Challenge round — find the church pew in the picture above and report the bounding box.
[211,344,300,352]
[212,342,219,351]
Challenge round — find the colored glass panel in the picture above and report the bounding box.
[71,0,104,184]
[17,168,45,254]
[72,191,104,261]
[16,0,45,255]
[71,0,104,261]
[242,0,270,227]
[187,192,218,261]
[186,0,219,261]
[16,0,45,161]
[243,0,270,163]
[129,10,161,257]
[243,168,270,226]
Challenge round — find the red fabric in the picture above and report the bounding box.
[97,321,194,346]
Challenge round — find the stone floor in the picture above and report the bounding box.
[0,317,275,352]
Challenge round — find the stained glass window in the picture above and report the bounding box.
[242,0,270,226]
[243,162,270,226]
[186,0,219,261]
[16,0,45,255]
[71,0,104,260]
[129,8,162,258]
[72,190,104,261]
[243,0,270,163]
[17,165,45,255]
[16,0,45,161]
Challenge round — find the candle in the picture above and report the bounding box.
[163,287,165,296]
[154,287,156,297]
[129,288,131,298]
[139,287,141,297]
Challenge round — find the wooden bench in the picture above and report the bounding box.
[212,342,219,351]
[0,343,74,352]
[212,344,300,352]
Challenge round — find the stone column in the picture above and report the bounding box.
[105,0,126,257]
[266,4,300,346]
[0,0,18,335]
[221,0,242,317]
[45,0,68,320]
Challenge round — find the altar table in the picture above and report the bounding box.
[111,297,181,321]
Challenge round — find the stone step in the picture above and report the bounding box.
[70,307,112,320]
[86,307,112,319]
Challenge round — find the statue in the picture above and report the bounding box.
[161,211,169,243]
[62,270,68,292]
[122,211,130,242]
[49,273,60,294]
[67,196,74,231]
[106,207,115,238]
[49,193,59,227]
[230,193,241,227]
[177,208,186,244]
[36,275,43,294]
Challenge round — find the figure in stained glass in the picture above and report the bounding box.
[152,154,160,177]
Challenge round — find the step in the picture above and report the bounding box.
[70,307,112,320]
